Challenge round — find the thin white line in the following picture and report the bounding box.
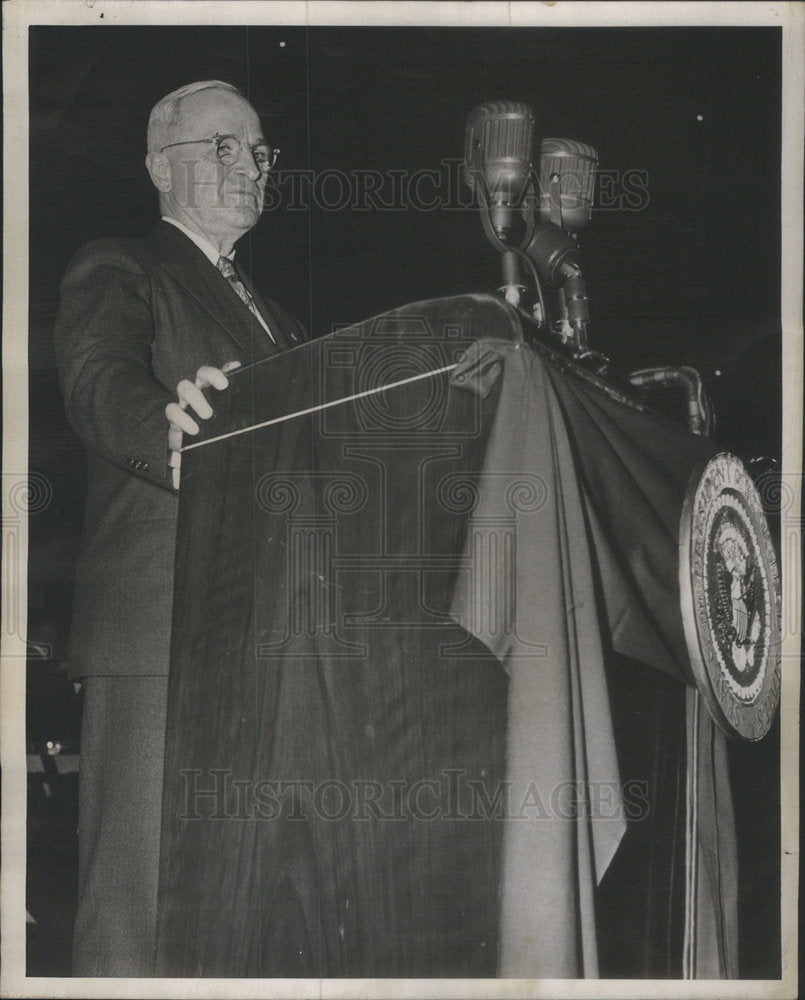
[683,689,700,978]
[181,363,460,452]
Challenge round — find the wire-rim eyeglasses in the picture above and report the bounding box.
[160,133,280,173]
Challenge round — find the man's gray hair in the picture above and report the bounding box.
[147,80,242,152]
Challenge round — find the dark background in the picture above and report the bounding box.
[26,24,783,978]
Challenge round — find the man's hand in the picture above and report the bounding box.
[166,362,241,489]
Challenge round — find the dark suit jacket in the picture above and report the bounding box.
[54,220,306,678]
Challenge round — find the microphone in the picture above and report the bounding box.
[464,101,536,242]
[525,223,579,286]
[539,138,598,232]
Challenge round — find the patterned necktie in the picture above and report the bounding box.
[217,256,275,343]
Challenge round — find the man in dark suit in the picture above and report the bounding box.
[54,79,305,976]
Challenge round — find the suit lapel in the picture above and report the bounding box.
[232,247,306,347]
[148,222,277,362]
[233,259,303,350]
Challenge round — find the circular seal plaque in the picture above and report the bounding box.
[679,452,781,740]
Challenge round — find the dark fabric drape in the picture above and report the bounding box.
[447,337,734,977]
[155,295,737,978]
[156,296,517,977]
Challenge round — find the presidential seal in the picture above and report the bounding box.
[679,452,781,740]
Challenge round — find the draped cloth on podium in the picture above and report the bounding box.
[155,294,737,978]
[448,335,736,978]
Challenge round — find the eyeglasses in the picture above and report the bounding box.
[160,133,280,172]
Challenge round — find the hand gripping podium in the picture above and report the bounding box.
[155,294,771,978]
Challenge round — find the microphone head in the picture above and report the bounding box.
[539,138,598,232]
[463,101,536,209]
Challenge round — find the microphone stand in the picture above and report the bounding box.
[472,162,608,372]
[472,180,534,310]
[521,219,608,371]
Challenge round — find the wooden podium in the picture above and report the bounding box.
[155,295,738,978]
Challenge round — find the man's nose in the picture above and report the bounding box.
[233,146,262,180]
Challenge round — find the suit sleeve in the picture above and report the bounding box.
[53,241,176,491]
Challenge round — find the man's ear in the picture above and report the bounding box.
[145,152,172,193]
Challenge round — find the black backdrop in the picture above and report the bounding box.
[26,24,782,978]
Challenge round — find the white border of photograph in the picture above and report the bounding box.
[2,3,801,998]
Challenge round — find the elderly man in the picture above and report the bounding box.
[54,80,305,977]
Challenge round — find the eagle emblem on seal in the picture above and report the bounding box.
[713,520,762,671]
